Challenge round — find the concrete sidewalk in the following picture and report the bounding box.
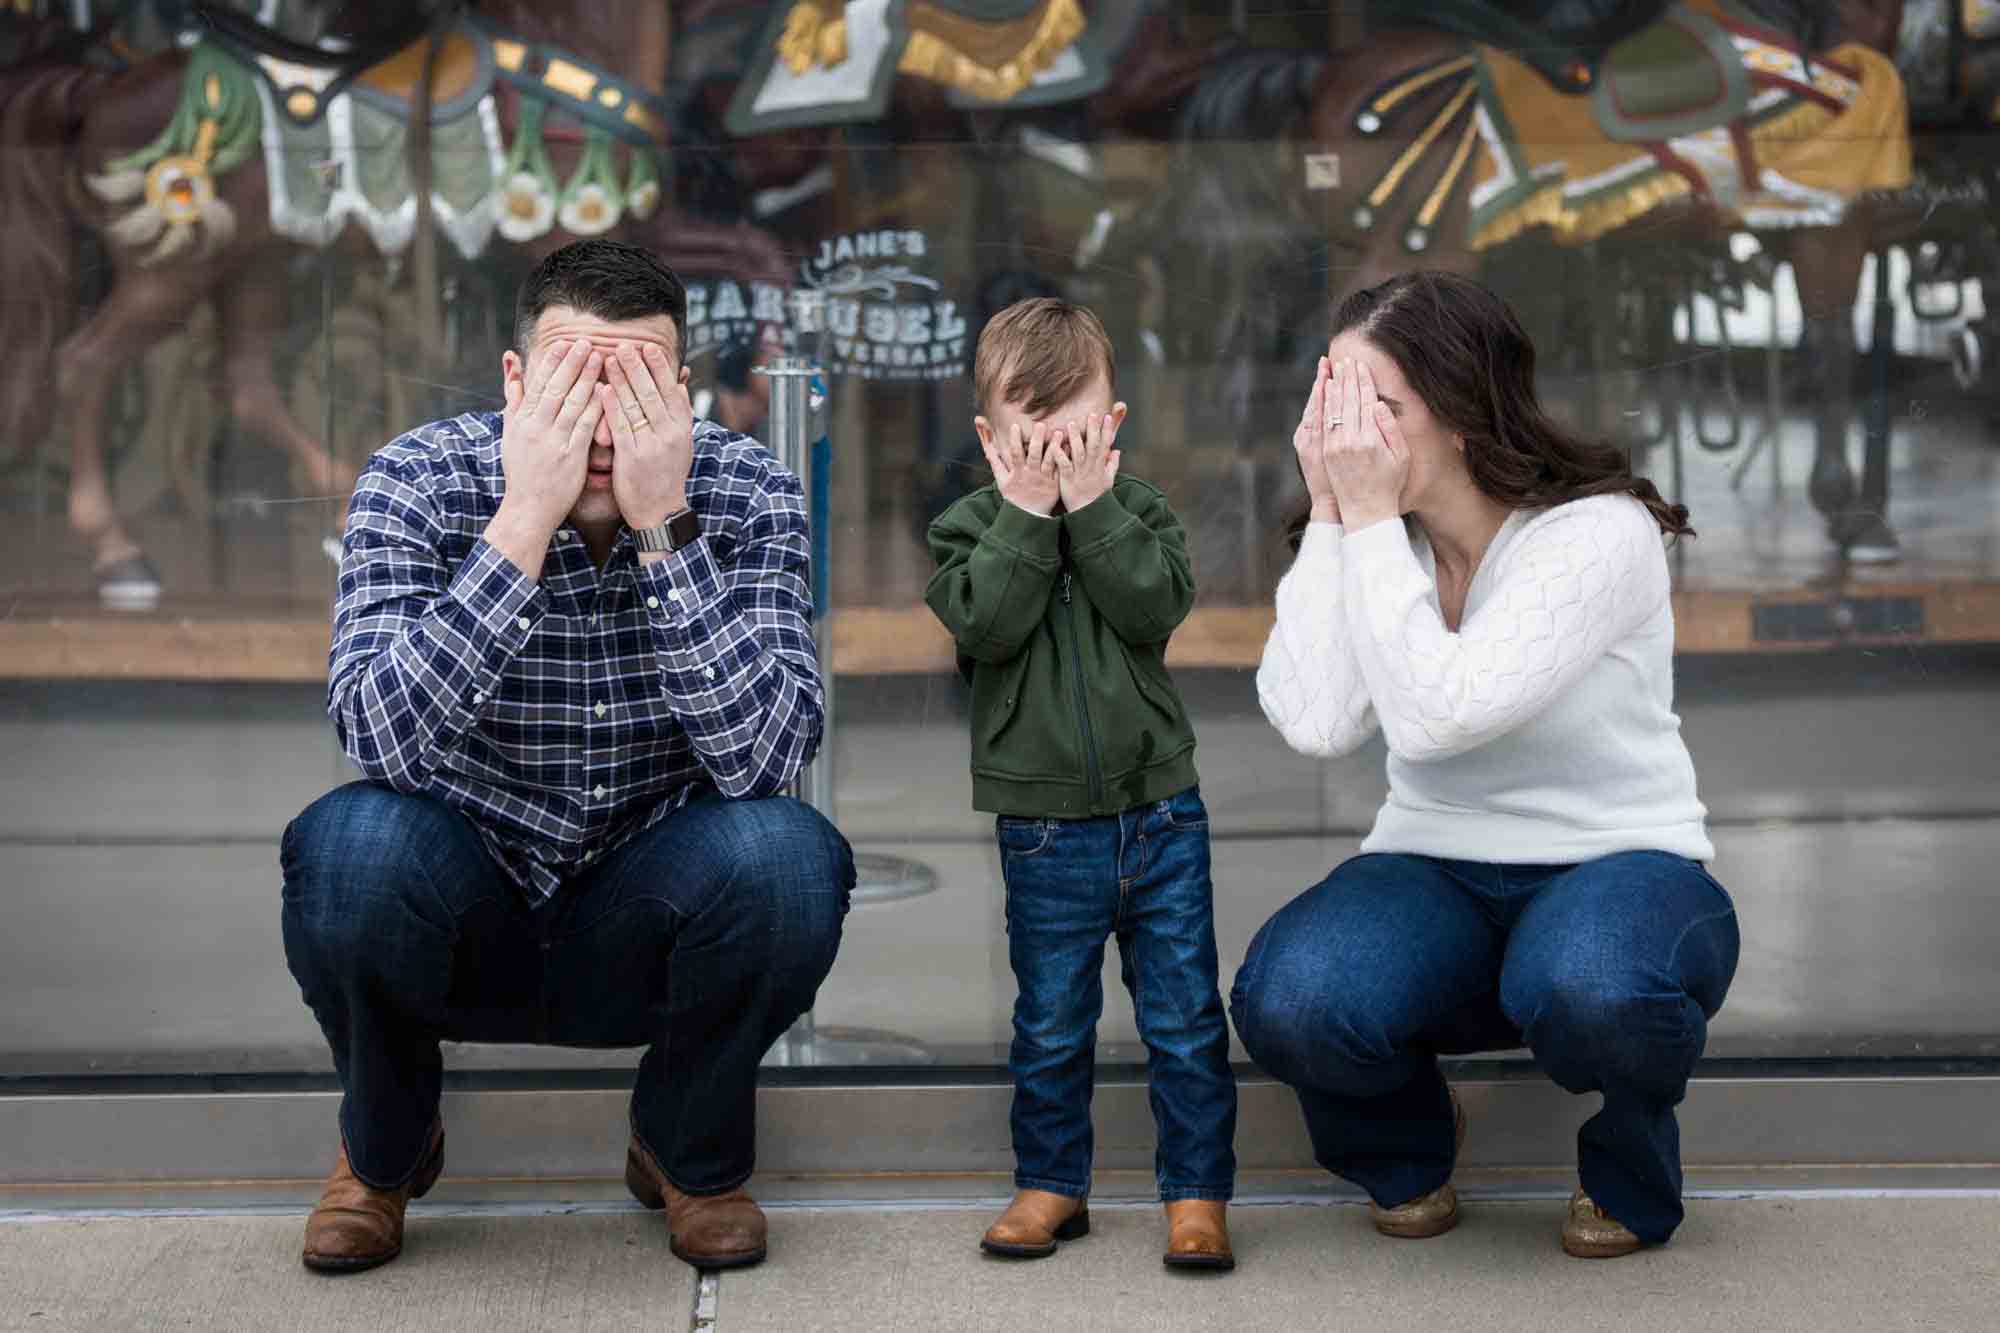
[3,1194,1994,1331]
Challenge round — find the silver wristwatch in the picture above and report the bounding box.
[634,507,700,553]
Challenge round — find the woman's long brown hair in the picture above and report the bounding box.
[1283,271,1694,549]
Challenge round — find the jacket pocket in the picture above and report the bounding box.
[973,654,1029,752]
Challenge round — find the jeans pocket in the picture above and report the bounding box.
[996,816,1054,858]
[1160,786,1209,833]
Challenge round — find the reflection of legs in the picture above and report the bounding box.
[1116,804,1235,1202]
[1500,851,1740,1245]
[219,246,354,502]
[1230,854,1500,1208]
[280,782,524,1187]
[56,261,214,572]
[1002,823,1117,1199]
[558,796,852,1194]
[1788,225,1877,549]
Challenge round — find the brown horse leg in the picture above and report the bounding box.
[1846,246,1901,561]
[1786,225,1871,547]
[57,261,216,577]
[217,248,352,502]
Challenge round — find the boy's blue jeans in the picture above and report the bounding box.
[996,786,1238,1202]
[1230,851,1739,1244]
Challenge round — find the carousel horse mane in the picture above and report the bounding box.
[1174,41,1328,144]
[179,0,451,72]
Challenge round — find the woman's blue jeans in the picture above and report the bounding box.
[1230,851,1739,1244]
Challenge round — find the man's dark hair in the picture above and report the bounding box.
[514,239,689,361]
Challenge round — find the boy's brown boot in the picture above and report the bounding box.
[980,1189,1090,1258]
[1162,1199,1234,1270]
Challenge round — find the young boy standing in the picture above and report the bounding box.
[925,299,1238,1270]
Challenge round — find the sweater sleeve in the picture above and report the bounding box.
[1340,498,1668,763]
[1256,522,1380,757]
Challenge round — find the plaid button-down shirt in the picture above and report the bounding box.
[328,410,823,904]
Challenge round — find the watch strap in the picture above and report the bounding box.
[635,507,700,552]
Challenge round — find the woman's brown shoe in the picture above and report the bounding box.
[301,1124,444,1273]
[1162,1200,1235,1271]
[1561,1189,1644,1258]
[980,1189,1090,1258]
[1370,1086,1467,1239]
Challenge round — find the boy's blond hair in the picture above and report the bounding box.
[973,298,1118,419]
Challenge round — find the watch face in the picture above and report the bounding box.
[667,509,700,549]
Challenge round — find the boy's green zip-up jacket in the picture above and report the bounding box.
[925,474,1198,818]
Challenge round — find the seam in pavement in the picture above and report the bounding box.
[6,1188,2000,1225]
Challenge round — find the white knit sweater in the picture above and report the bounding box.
[1258,494,1713,864]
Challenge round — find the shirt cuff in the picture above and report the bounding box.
[1005,498,1057,520]
[639,535,730,634]
[447,538,546,647]
[1340,516,1411,567]
[1061,487,1135,551]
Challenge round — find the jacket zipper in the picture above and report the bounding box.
[1061,570,1104,808]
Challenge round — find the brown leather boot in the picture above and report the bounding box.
[625,1136,768,1269]
[1162,1199,1234,1271]
[980,1189,1090,1258]
[301,1124,444,1273]
[1370,1086,1467,1239]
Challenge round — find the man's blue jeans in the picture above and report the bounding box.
[1230,851,1738,1244]
[998,786,1238,1202]
[280,781,852,1195]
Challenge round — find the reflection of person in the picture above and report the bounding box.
[692,325,779,437]
[1234,272,1736,1258]
[925,299,1239,1270]
[282,240,852,1275]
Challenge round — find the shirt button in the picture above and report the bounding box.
[594,702,607,718]
[646,596,660,609]
[704,666,717,682]
[667,589,682,603]
[472,691,486,705]
[516,615,532,630]
[593,784,607,800]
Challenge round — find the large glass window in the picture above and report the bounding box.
[4,0,1997,1088]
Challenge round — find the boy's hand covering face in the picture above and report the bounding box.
[1053,408,1122,512]
[976,394,1127,517]
[979,419,1064,517]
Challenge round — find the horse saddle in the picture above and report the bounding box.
[1588,5,1752,142]
[197,9,496,129]
[721,0,1152,134]
[1380,0,1760,141]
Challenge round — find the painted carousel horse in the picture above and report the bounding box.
[664,0,1246,562]
[1339,0,1915,559]
[1131,0,1916,563]
[0,0,784,609]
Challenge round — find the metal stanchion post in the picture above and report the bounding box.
[762,288,934,1067]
